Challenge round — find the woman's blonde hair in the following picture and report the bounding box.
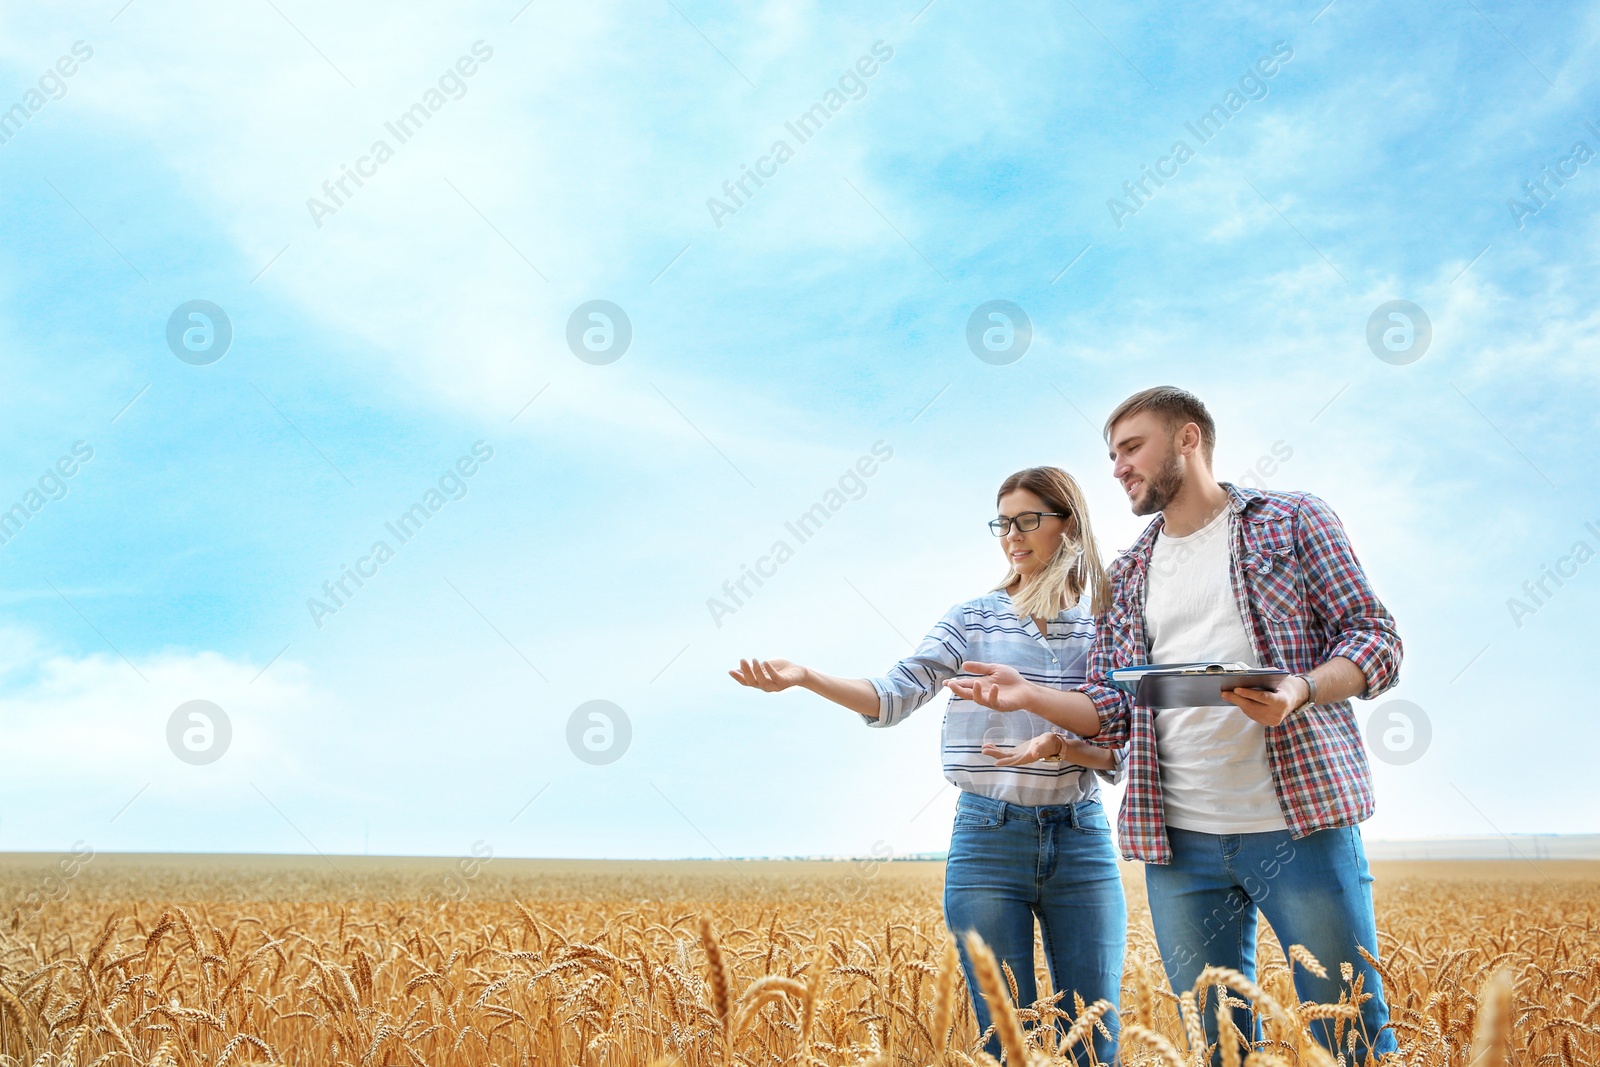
[991,466,1112,619]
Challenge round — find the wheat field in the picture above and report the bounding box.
[0,854,1592,1067]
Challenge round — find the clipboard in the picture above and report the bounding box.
[1109,662,1290,709]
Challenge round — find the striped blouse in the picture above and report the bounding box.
[861,589,1125,807]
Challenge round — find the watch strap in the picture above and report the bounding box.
[1294,672,1317,710]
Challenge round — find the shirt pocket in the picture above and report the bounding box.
[1242,544,1305,623]
[1105,593,1143,660]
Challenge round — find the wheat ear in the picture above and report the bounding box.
[1467,966,1513,1067]
[1120,1022,1187,1067]
[932,937,960,1060]
[962,932,1027,1065]
[699,916,732,1066]
[800,943,826,1060]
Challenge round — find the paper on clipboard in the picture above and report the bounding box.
[1109,662,1290,709]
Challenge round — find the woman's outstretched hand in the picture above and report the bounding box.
[945,660,1035,712]
[728,658,806,692]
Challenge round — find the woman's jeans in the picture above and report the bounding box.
[1144,824,1398,1065]
[943,791,1127,1065]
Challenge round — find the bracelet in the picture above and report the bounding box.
[1040,734,1066,762]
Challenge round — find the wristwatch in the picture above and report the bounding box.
[1041,734,1066,762]
[1291,672,1317,713]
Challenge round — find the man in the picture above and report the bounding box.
[951,386,1401,1064]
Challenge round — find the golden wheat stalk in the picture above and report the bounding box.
[0,977,39,1057]
[962,932,1027,1066]
[800,943,825,1060]
[1121,1022,1188,1067]
[699,916,733,1066]
[1190,965,1293,1034]
[1467,966,1513,1067]
[1288,944,1329,980]
[1056,997,1113,1059]
[731,975,806,1034]
[932,938,960,1060]
[57,1022,88,1067]
[1180,988,1207,1059]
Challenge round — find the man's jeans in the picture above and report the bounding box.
[1144,824,1398,1064]
[944,791,1127,1065]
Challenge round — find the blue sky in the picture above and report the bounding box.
[1,0,1596,861]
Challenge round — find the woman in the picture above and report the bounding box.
[728,467,1127,1065]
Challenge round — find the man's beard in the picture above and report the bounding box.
[1131,452,1184,516]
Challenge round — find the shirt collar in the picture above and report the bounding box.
[1221,480,1297,523]
[1111,481,1285,575]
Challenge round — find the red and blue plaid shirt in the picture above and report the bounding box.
[1079,482,1402,863]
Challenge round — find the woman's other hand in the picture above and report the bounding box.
[981,731,1062,767]
[1054,736,1116,770]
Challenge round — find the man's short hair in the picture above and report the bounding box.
[1104,386,1216,463]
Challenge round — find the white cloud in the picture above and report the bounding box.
[0,625,336,838]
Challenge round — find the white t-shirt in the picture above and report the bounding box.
[1146,506,1289,833]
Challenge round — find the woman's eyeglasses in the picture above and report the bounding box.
[989,512,1068,536]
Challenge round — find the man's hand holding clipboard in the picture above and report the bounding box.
[1108,662,1311,727]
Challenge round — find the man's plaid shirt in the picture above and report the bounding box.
[1079,482,1402,864]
